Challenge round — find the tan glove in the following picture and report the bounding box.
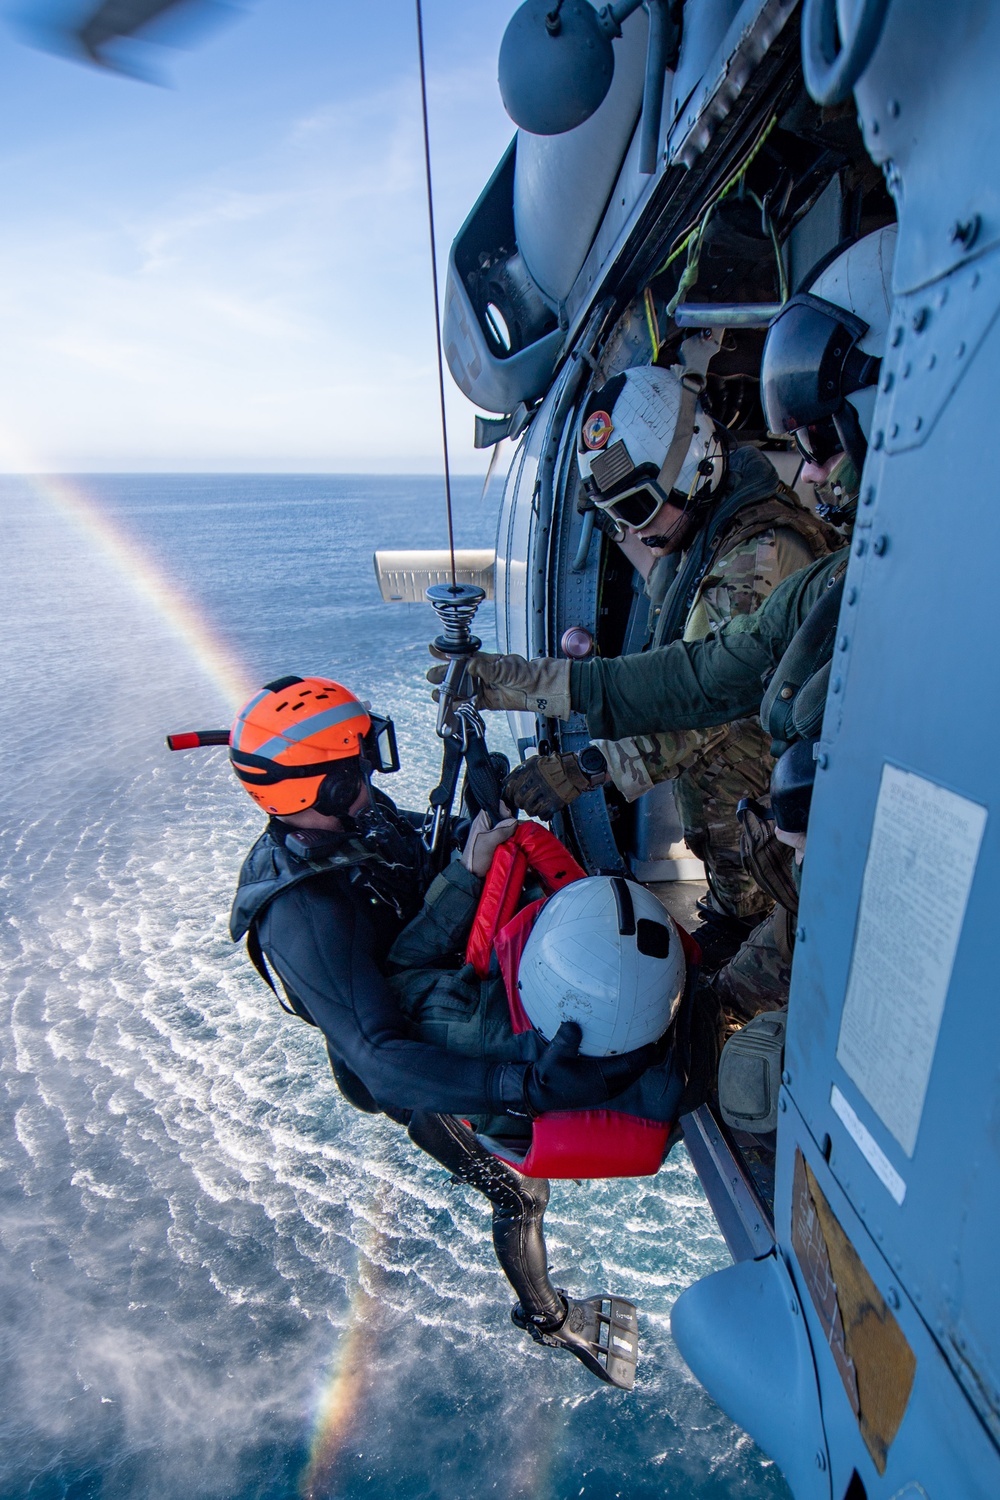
[460,810,518,878]
[427,647,572,719]
[503,753,594,820]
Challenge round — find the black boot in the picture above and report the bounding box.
[407,1111,564,1325]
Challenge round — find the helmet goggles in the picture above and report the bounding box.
[583,438,707,531]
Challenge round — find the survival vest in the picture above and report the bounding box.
[467,823,699,1180]
[651,448,839,649]
[760,557,850,751]
[230,793,428,1021]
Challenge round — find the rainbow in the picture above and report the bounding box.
[301,1258,382,1499]
[3,452,253,708]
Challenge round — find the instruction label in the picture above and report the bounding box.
[836,764,986,1157]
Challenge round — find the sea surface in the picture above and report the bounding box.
[0,474,791,1500]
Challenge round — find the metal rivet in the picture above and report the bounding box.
[847,587,858,605]
[832,676,842,693]
[780,685,794,700]
[887,1287,901,1309]
[817,751,829,770]
[782,1070,791,1086]
[795,926,806,942]
[912,307,930,332]
[873,535,888,556]
[888,98,900,117]
[855,538,867,556]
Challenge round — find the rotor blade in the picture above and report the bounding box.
[17,0,243,76]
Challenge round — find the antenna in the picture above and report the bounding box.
[415,0,457,586]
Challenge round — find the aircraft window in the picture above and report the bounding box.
[485,302,512,354]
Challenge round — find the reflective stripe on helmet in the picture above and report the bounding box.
[251,700,369,761]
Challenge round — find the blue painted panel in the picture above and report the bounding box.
[781,234,1000,1491]
[671,1250,832,1499]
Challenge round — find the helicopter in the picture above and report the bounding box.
[370,2,1000,1498]
[47,1,1000,1495]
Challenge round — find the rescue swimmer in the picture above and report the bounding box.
[172,676,692,1388]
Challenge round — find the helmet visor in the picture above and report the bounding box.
[762,293,874,437]
[793,417,842,466]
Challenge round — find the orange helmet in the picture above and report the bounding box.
[229,675,371,817]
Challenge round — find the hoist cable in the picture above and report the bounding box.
[415,0,457,585]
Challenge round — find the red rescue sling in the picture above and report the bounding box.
[467,821,678,1180]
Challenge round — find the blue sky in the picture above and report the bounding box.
[0,1,516,470]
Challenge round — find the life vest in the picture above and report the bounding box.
[467,822,692,1180]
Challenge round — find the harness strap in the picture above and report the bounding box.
[245,921,316,1025]
[465,823,586,978]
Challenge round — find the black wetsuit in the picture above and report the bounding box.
[229,798,575,1325]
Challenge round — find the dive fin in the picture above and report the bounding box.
[512,1292,638,1390]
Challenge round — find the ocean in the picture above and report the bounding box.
[0,473,790,1500]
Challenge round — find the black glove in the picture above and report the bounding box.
[490,1022,657,1117]
[503,753,592,820]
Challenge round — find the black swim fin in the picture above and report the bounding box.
[512,1292,639,1390]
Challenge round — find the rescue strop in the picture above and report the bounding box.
[468,821,679,1180]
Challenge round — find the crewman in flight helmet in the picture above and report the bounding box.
[181,674,671,1387]
[429,223,896,1017]
[487,335,836,965]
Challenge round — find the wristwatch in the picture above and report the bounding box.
[577,744,609,787]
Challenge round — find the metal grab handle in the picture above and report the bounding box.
[801,0,893,106]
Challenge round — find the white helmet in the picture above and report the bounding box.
[518,876,685,1056]
[761,224,896,469]
[577,346,726,533]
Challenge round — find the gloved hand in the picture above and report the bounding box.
[460,808,518,878]
[491,1021,657,1117]
[503,752,600,820]
[427,647,572,719]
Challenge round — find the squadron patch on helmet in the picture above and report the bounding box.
[582,410,613,450]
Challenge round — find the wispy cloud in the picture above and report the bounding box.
[0,4,513,470]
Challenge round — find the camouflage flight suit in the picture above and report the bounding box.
[593,447,835,920]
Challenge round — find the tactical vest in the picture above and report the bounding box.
[230,796,427,1019]
[760,557,850,752]
[652,465,838,650]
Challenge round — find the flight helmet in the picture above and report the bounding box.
[761,224,896,473]
[577,361,726,533]
[229,675,373,818]
[518,875,685,1056]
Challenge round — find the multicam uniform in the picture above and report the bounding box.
[594,447,834,919]
[569,548,850,1010]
